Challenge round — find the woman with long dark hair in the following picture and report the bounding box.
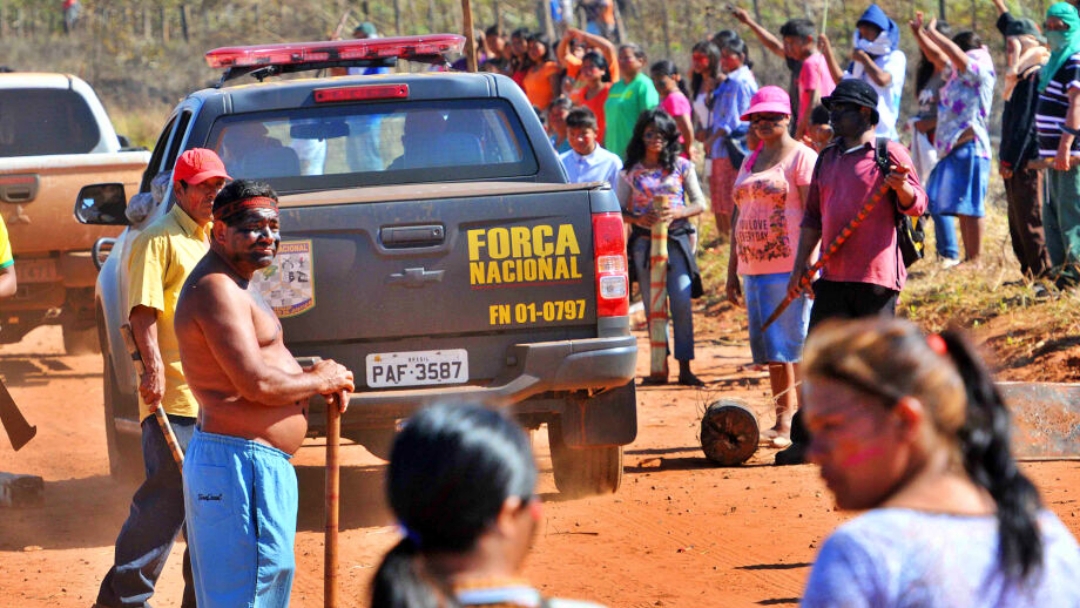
[569,45,619,143]
[371,404,604,608]
[522,32,562,112]
[800,318,1080,606]
[618,109,706,385]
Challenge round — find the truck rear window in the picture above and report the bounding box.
[207,99,538,191]
[0,89,101,157]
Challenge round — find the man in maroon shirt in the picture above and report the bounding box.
[777,78,928,465]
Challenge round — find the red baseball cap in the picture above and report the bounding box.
[173,148,231,186]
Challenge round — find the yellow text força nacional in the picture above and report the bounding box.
[467,224,583,286]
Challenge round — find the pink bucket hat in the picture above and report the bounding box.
[740,86,793,121]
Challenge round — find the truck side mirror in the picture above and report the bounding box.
[75,183,130,226]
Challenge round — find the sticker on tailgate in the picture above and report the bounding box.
[466,224,583,288]
[251,240,315,318]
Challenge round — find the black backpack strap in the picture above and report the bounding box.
[874,137,891,175]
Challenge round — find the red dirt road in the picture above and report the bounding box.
[1,324,1078,607]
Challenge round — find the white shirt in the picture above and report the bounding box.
[845,49,907,140]
[560,145,623,189]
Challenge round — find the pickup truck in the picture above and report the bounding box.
[0,73,149,353]
[76,35,638,496]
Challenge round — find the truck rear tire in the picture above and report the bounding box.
[548,418,623,498]
[64,319,101,355]
[103,359,143,482]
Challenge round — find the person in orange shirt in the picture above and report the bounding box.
[522,33,562,111]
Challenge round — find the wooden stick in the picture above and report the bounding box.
[461,0,477,72]
[648,196,670,378]
[324,390,345,608]
[761,168,908,330]
[120,324,183,469]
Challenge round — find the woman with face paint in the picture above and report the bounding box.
[1035,2,1080,291]
[819,4,907,140]
[800,318,1080,607]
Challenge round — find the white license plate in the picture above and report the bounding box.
[366,349,469,388]
[14,258,57,283]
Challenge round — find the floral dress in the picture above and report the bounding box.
[935,47,995,159]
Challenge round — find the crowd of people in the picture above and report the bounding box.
[80,3,1080,607]
[472,1,1080,443]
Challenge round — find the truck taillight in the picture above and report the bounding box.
[592,212,629,318]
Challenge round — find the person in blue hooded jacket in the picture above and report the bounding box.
[820,4,907,140]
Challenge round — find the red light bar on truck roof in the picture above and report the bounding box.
[205,34,465,69]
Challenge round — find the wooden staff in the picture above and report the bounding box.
[120,324,183,469]
[761,166,909,331]
[648,196,670,379]
[324,390,346,608]
[462,0,477,72]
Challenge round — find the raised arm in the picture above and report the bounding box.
[818,34,845,84]
[992,0,1009,16]
[908,12,948,71]
[195,275,353,405]
[924,17,971,73]
[732,7,785,58]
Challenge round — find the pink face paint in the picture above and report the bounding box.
[840,445,885,468]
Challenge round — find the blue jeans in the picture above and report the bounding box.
[632,234,695,361]
[930,212,960,261]
[97,415,196,608]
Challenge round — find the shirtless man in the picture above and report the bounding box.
[174,179,354,608]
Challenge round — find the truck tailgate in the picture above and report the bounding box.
[263,185,606,388]
[0,152,149,254]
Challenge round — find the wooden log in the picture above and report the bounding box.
[700,400,759,466]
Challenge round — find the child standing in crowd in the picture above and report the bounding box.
[805,104,833,152]
[800,318,1080,607]
[651,60,695,160]
[706,35,757,244]
[548,96,573,154]
[726,87,818,448]
[560,107,623,189]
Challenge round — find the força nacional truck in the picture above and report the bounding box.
[76,34,638,496]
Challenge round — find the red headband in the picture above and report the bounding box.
[214,196,278,224]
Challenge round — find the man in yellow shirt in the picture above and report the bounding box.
[94,149,228,608]
[0,212,17,299]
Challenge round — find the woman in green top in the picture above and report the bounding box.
[604,43,660,159]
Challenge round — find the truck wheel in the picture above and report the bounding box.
[63,319,101,355]
[548,418,623,498]
[103,359,143,482]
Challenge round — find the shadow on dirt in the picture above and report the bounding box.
[295,464,393,532]
[0,355,99,387]
[0,474,134,551]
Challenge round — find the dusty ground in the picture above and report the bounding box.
[1,318,1078,608]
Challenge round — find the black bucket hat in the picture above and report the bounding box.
[821,79,880,125]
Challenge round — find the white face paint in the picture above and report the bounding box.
[855,30,892,56]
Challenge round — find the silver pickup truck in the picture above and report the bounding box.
[76,35,638,496]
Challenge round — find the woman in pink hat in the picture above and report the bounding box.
[725,85,818,448]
